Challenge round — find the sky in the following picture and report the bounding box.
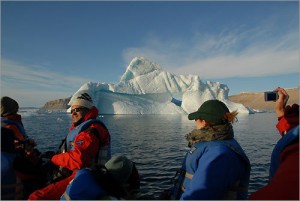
[1,1,299,107]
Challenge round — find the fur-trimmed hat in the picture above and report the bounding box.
[71,93,94,109]
[1,96,19,116]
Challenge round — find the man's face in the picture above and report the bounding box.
[71,105,88,123]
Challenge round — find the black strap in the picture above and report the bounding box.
[58,138,67,152]
[171,168,186,200]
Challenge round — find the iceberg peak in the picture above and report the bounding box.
[69,57,250,115]
[120,57,162,82]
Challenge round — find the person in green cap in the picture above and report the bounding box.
[165,99,251,200]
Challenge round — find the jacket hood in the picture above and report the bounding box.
[70,106,99,130]
[1,114,23,124]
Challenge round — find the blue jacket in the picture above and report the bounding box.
[1,152,17,200]
[174,139,250,200]
[61,169,108,200]
[269,125,299,179]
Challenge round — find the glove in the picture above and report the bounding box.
[276,104,299,135]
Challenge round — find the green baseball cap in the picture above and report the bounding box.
[188,100,229,124]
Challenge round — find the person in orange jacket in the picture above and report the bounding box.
[250,87,299,200]
[28,93,111,200]
[1,96,45,199]
[1,96,36,149]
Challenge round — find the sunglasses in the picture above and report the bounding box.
[70,107,85,114]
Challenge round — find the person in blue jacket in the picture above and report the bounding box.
[168,100,251,200]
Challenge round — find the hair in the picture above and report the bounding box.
[198,110,238,126]
[223,110,238,124]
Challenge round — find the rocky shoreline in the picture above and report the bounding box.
[42,97,71,110]
[42,88,298,111]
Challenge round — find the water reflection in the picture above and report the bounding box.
[24,112,280,198]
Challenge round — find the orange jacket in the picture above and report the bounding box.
[1,114,26,141]
[51,107,110,170]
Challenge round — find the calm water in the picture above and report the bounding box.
[21,109,279,198]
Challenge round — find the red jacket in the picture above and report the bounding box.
[250,113,299,200]
[51,107,110,170]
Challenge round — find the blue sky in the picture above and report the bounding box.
[1,1,299,107]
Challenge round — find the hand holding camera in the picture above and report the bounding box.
[264,87,289,118]
[274,87,289,118]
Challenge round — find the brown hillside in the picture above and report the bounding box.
[229,88,299,111]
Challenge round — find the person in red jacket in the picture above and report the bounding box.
[250,87,299,200]
[28,93,111,200]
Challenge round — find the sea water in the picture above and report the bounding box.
[21,109,280,198]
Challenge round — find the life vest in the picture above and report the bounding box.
[172,139,250,200]
[269,125,299,180]
[1,152,23,200]
[1,118,27,138]
[61,119,111,165]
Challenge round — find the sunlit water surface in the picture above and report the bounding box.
[21,109,279,198]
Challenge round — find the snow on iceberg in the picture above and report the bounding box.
[68,57,250,115]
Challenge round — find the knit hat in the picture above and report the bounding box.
[105,155,134,185]
[1,96,19,116]
[71,93,94,109]
[188,100,229,124]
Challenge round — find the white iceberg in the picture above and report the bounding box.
[68,57,250,115]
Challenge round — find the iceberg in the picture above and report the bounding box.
[68,57,250,115]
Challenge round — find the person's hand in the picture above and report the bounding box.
[23,138,37,153]
[274,87,289,118]
[28,138,37,147]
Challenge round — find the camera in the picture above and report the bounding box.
[264,91,278,101]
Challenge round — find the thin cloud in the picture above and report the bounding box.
[174,49,298,79]
[1,59,92,106]
[1,59,91,90]
[123,19,299,79]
